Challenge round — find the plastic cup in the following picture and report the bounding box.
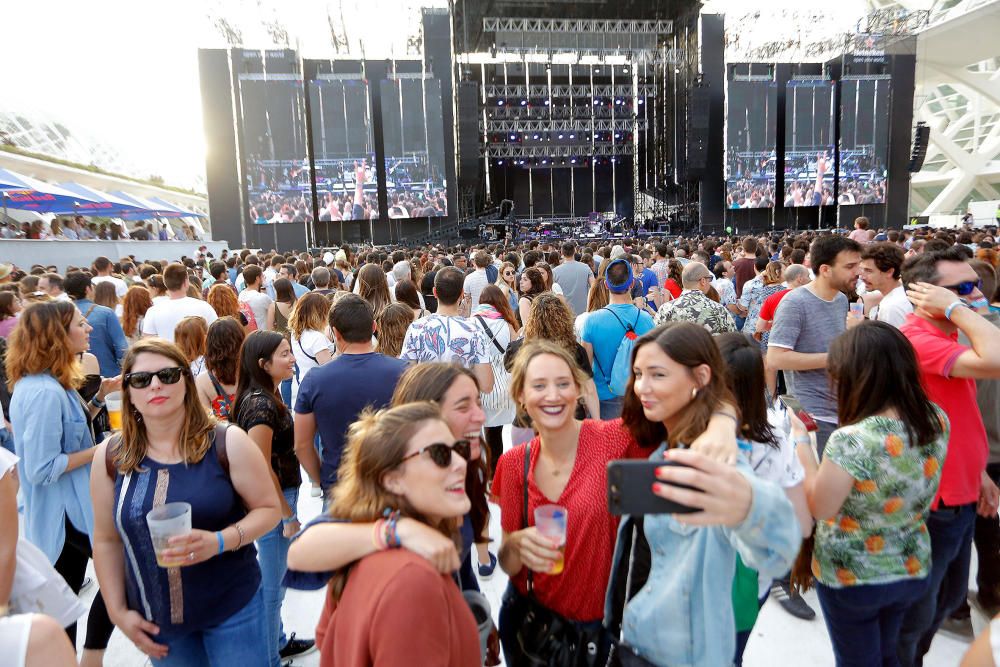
[146,502,192,568]
[850,302,864,319]
[105,391,122,431]
[534,504,568,575]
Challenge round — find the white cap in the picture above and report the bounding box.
[323,251,335,265]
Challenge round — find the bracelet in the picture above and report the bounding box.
[712,410,739,425]
[793,436,811,448]
[281,515,298,526]
[232,524,245,551]
[944,300,968,321]
[90,396,106,409]
[372,519,387,551]
[215,531,225,555]
[382,509,401,548]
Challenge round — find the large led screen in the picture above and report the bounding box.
[725,79,777,209]
[783,79,835,207]
[380,77,448,218]
[838,77,891,205]
[238,49,311,225]
[308,77,377,221]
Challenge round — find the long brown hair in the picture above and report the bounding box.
[174,316,208,365]
[520,267,546,299]
[524,292,576,352]
[207,283,241,321]
[121,285,153,337]
[327,401,451,600]
[288,292,330,339]
[391,363,490,544]
[114,339,216,473]
[204,317,244,385]
[93,281,119,310]
[622,322,735,449]
[5,300,83,389]
[355,264,391,315]
[479,284,518,330]
[827,321,943,449]
[373,303,413,358]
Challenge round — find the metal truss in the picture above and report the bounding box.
[485,84,655,98]
[488,106,630,120]
[480,46,684,65]
[482,119,647,133]
[484,144,635,158]
[483,18,672,35]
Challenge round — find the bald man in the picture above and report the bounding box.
[653,261,737,334]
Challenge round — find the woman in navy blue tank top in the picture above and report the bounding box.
[89,339,280,666]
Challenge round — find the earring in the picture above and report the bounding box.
[691,387,699,400]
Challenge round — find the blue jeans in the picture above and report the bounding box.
[257,487,299,666]
[817,577,929,667]
[599,396,623,420]
[898,503,976,666]
[279,378,292,408]
[151,588,268,667]
[0,427,13,454]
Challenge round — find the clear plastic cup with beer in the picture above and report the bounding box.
[146,502,192,568]
[534,504,568,575]
[105,391,123,431]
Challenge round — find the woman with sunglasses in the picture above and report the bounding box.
[6,300,120,665]
[604,323,801,667]
[89,339,280,666]
[287,362,492,589]
[305,402,481,666]
[231,331,312,666]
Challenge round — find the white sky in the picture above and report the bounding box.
[0,0,884,190]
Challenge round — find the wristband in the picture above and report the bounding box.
[215,531,225,555]
[382,509,402,548]
[90,396,106,409]
[793,436,811,448]
[281,515,298,526]
[944,300,968,321]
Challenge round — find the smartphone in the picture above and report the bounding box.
[607,460,699,516]
[778,394,819,432]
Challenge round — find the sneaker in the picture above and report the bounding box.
[279,634,316,661]
[771,581,816,621]
[310,484,322,498]
[478,552,498,580]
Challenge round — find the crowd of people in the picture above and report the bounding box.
[1,215,203,242]
[2,219,1000,666]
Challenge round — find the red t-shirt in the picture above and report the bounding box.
[758,288,792,324]
[899,314,986,506]
[490,419,644,621]
[663,279,682,300]
[733,257,757,297]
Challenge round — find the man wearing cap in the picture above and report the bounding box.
[654,262,737,334]
[581,258,655,419]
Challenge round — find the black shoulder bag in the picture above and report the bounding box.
[510,443,605,667]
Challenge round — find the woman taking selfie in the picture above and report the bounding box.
[7,300,120,663]
[602,322,800,667]
[89,339,279,666]
[195,317,245,421]
[232,330,312,665]
[795,321,947,667]
[306,402,481,666]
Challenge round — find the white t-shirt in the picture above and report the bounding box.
[871,284,913,328]
[141,297,218,342]
[463,269,491,310]
[292,329,334,403]
[238,289,273,330]
[92,275,128,299]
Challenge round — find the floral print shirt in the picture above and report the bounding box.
[813,411,948,588]
[653,290,737,334]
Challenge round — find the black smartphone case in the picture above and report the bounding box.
[607,459,700,516]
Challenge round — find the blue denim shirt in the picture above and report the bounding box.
[604,444,801,667]
[10,373,96,562]
[76,298,128,377]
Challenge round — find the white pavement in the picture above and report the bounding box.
[87,425,969,666]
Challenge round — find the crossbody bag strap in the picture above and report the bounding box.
[295,336,319,364]
[523,442,533,593]
[207,371,233,417]
[214,422,231,476]
[105,432,123,479]
[475,314,506,355]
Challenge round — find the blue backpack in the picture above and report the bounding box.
[593,306,642,397]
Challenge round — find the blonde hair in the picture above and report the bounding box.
[508,339,587,424]
[5,300,83,389]
[114,339,216,473]
[288,292,330,339]
[327,402,450,600]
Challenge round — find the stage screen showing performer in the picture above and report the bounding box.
[783,79,836,207]
[379,77,448,219]
[308,76,378,221]
[238,49,313,226]
[725,77,777,209]
[838,77,891,205]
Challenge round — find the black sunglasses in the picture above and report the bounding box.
[942,279,982,296]
[400,440,472,468]
[124,367,187,389]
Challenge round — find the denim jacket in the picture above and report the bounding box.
[10,373,96,562]
[604,444,801,667]
[76,298,128,377]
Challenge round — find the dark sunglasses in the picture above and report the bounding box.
[124,366,187,389]
[942,279,982,296]
[400,440,472,468]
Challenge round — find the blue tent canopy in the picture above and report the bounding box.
[57,182,155,217]
[110,191,187,219]
[0,168,103,214]
[146,197,207,218]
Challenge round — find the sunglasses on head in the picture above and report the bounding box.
[942,279,982,296]
[400,439,472,468]
[124,366,187,389]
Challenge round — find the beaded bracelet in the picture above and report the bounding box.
[233,523,246,551]
[383,509,401,548]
